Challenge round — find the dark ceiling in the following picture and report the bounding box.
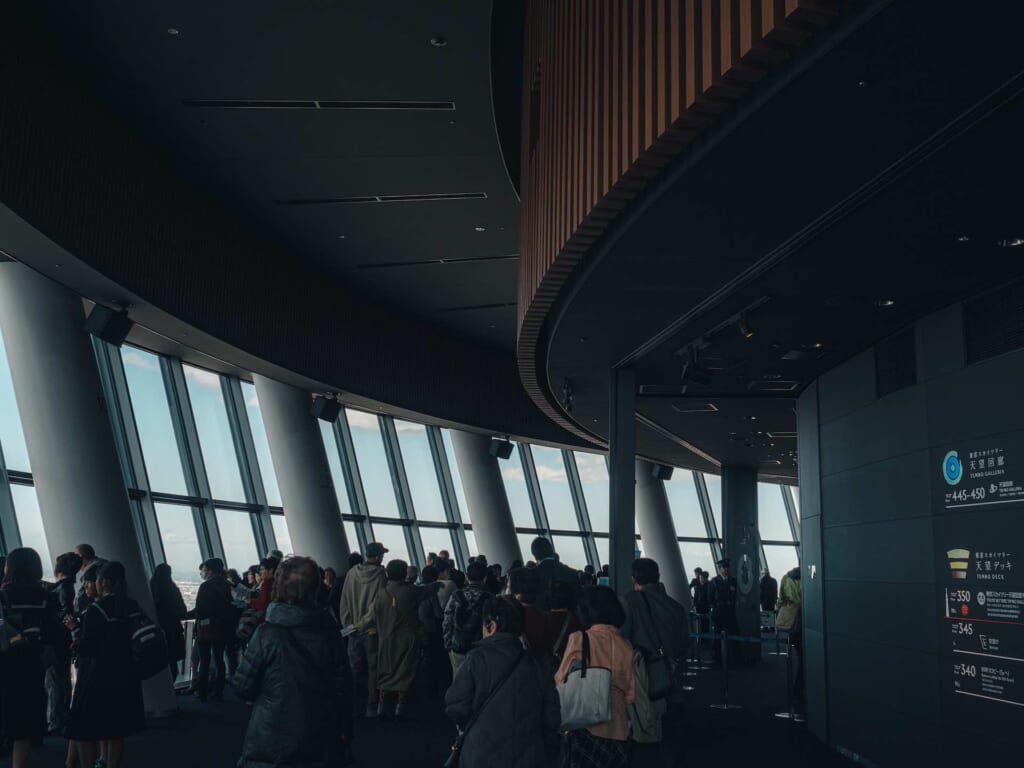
[543,2,1024,479]
[36,0,523,349]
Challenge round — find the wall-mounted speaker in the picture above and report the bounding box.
[311,395,341,423]
[83,305,133,347]
[650,463,674,481]
[489,438,515,459]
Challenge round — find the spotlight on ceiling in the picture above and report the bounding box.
[998,237,1024,248]
[874,298,896,307]
[956,235,970,243]
[167,28,179,35]
[474,226,486,232]
[736,315,754,339]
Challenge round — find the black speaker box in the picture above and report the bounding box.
[488,438,514,459]
[311,395,342,423]
[650,463,674,481]
[83,305,133,347]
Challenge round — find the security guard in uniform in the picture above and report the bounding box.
[708,557,739,665]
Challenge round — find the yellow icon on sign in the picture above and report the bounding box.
[947,549,970,580]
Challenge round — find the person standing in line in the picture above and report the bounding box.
[150,563,187,685]
[249,557,280,619]
[234,556,354,767]
[0,548,61,768]
[555,586,636,768]
[778,566,804,711]
[443,560,490,677]
[340,542,388,718]
[692,569,711,654]
[48,551,82,734]
[64,561,147,768]
[416,564,450,700]
[530,537,580,611]
[760,567,779,631]
[445,596,561,768]
[192,557,233,702]
[435,558,458,611]
[708,558,739,666]
[73,544,104,615]
[620,558,689,768]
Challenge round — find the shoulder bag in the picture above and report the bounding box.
[776,602,801,632]
[445,650,524,767]
[557,630,613,730]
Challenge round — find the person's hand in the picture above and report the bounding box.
[63,615,79,630]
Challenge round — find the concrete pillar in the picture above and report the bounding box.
[449,430,521,568]
[0,263,175,714]
[252,375,350,574]
[608,367,636,596]
[635,460,692,610]
[721,465,761,661]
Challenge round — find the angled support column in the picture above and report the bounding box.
[635,460,692,610]
[0,263,175,714]
[252,375,350,574]
[608,367,636,596]
[449,430,521,568]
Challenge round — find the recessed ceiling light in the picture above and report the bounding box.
[474,226,486,232]
[449,120,456,125]
[811,342,823,349]
[488,324,496,329]
[167,27,179,35]
[997,237,1024,248]
[874,298,895,307]
[857,80,869,88]
[430,36,447,47]
[578,337,587,343]
[956,235,970,243]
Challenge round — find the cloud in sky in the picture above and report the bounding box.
[501,466,525,483]
[346,408,379,431]
[534,463,568,483]
[184,365,220,390]
[246,392,259,408]
[575,452,608,483]
[122,350,159,371]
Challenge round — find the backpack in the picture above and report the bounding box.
[450,589,486,654]
[0,590,46,653]
[94,601,168,679]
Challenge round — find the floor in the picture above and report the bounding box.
[2,640,853,768]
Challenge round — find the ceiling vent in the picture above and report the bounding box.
[766,431,797,439]
[182,99,455,110]
[964,277,1024,365]
[638,384,688,396]
[747,380,800,392]
[276,192,486,206]
[436,302,517,314]
[670,403,720,414]
[781,348,824,361]
[357,254,518,270]
[874,327,917,397]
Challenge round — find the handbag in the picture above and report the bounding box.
[445,650,524,768]
[776,602,801,632]
[638,591,683,701]
[557,630,612,731]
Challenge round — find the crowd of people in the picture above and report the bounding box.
[0,535,803,768]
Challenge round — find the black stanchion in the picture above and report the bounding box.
[767,625,788,657]
[774,633,805,722]
[709,631,742,710]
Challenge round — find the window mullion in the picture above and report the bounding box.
[379,416,422,568]
[520,443,549,533]
[781,484,801,562]
[333,410,372,552]
[694,472,722,564]
[428,426,469,568]
[222,377,274,556]
[563,450,599,569]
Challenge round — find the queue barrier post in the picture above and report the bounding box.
[774,632,805,723]
[709,630,742,711]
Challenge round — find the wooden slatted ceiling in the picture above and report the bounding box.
[517,0,837,441]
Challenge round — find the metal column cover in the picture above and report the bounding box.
[449,430,521,569]
[252,375,350,574]
[0,263,175,714]
[721,465,761,662]
[635,459,692,610]
[608,367,636,596]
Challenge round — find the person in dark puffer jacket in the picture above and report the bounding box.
[234,556,354,768]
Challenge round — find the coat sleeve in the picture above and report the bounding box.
[443,650,477,728]
[231,626,268,701]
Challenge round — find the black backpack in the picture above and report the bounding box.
[450,589,486,654]
[94,602,168,679]
[0,590,46,652]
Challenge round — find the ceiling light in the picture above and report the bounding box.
[474,226,486,232]
[338,235,346,240]
[430,36,448,47]
[811,342,823,348]
[857,80,869,88]
[956,235,970,243]
[167,27,179,35]
[874,298,895,307]
[736,315,754,339]
[997,237,1024,248]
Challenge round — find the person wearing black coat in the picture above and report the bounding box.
[530,536,581,611]
[192,557,233,701]
[65,561,146,768]
[445,596,561,768]
[150,563,188,683]
[233,556,354,768]
[47,551,82,734]
[0,547,61,768]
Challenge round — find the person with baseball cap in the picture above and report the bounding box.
[340,542,389,718]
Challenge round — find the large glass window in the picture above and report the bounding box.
[343,520,361,555]
[319,422,353,516]
[665,473,707,537]
[395,421,446,522]
[184,364,245,501]
[764,544,799,580]
[532,447,577,530]
[575,452,608,533]
[679,540,716,580]
[370,522,410,564]
[417,526,455,565]
[155,503,203,609]
[215,509,259,571]
[270,515,293,556]
[464,527,480,559]
[594,536,609,570]
[240,381,281,507]
[10,484,51,578]
[346,410,399,518]
[517,532,541,564]
[121,347,188,494]
[704,473,723,533]
[551,534,589,570]
[758,483,794,542]
[441,430,470,519]
[791,486,800,515]
[500,447,536,529]
[0,333,30,472]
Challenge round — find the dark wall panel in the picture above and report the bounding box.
[821,449,930,528]
[826,581,937,654]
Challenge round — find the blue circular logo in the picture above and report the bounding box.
[943,451,963,486]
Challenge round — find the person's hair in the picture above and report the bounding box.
[204,558,225,575]
[476,554,488,565]
[508,567,540,604]
[577,585,626,628]
[348,552,365,568]
[266,549,284,561]
[584,564,595,576]
[260,557,280,572]
[632,558,660,586]
[420,564,438,584]
[98,560,130,612]
[324,567,337,579]
[76,543,96,561]
[82,562,103,583]
[435,558,453,576]
[225,568,241,585]
[386,559,408,581]
[150,562,174,592]
[271,556,320,606]
[466,560,488,583]
[427,551,438,561]
[488,563,502,577]
[530,536,554,561]
[55,551,83,579]
[5,547,43,584]
[550,579,579,610]
[482,596,524,636]
[510,559,524,571]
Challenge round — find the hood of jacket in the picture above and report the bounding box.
[348,563,385,588]
[265,601,321,627]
